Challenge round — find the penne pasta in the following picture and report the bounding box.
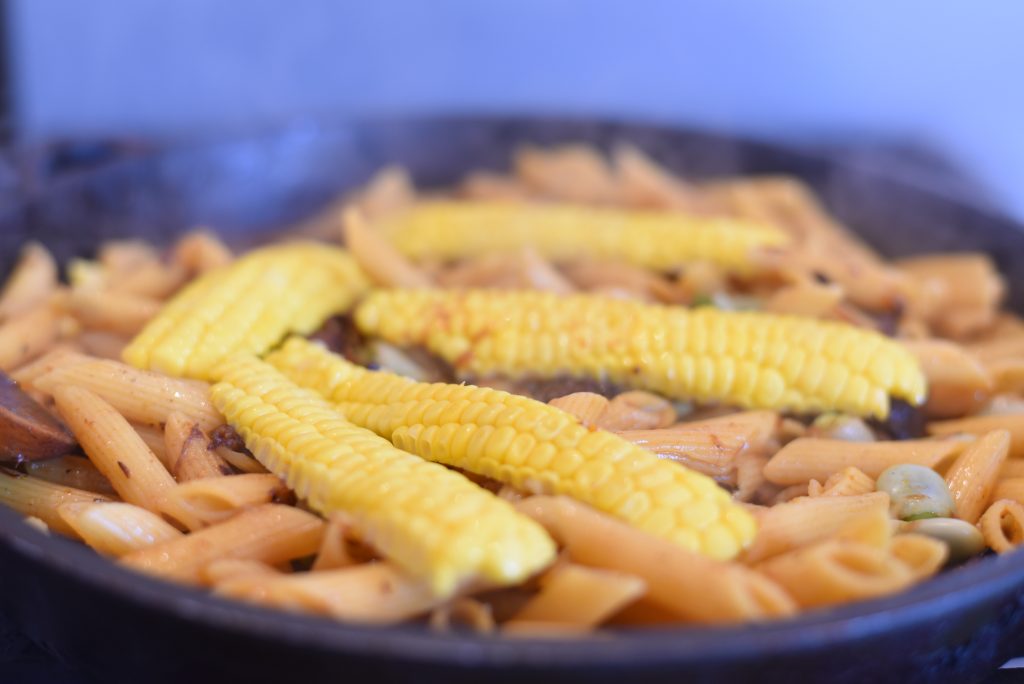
[984,358,1024,396]
[213,446,268,475]
[617,426,740,479]
[158,474,290,531]
[612,144,704,212]
[34,358,222,431]
[733,451,770,503]
[202,559,281,585]
[618,411,778,483]
[681,411,780,451]
[216,562,439,623]
[1000,461,1024,480]
[969,336,1024,367]
[343,208,433,288]
[901,339,992,418]
[979,499,1024,553]
[516,496,796,623]
[53,385,177,513]
[311,513,362,572]
[132,422,170,468]
[435,253,524,289]
[0,468,113,537]
[757,540,914,608]
[706,177,905,310]
[67,288,161,336]
[77,330,132,361]
[27,455,116,497]
[889,534,949,581]
[944,430,1010,524]
[8,345,88,388]
[897,254,1003,339]
[459,171,533,202]
[99,240,160,275]
[993,478,1024,506]
[773,484,809,504]
[355,167,416,221]
[515,145,619,205]
[0,305,61,371]
[548,392,610,427]
[122,504,324,585]
[742,492,891,563]
[163,413,231,481]
[834,506,893,548]
[172,230,234,274]
[813,467,876,498]
[107,262,188,300]
[930,414,1024,459]
[513,247,576,294]
[0,243,58,321]
[504,563,645,630]
[436,249,575,294]
[606,598,688,627]
[57,501,182,557]
[764,438,961,486]
[764,282,843,318]
[598,390,677,431]
[561,258,680,303]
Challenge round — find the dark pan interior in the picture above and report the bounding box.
[1,117,1023,684]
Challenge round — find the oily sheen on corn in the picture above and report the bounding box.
[354,290,926,419]
[381,200,789,273]
[267,337,757,560]
[124,243,370,380]
[210,354,555,596]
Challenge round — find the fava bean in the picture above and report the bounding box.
[877,464,956,521]
[811,413,875,443]
[903,517,986,563]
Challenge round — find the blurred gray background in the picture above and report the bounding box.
[8,0,1023,218]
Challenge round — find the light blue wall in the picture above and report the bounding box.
[9,0,1024,218]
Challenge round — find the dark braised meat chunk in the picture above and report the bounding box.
[307,315,366,363]
[0,372,77,462]
[870,398,927,440]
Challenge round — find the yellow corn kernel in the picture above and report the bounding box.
[267,337,757,560]
[381,200,790,273]
[124,243,370,380]
[210,354,555,596]
[354,290,926,419]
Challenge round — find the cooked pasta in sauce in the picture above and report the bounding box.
[0,144,1019,633]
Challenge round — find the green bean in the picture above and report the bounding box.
[877,464,956,521]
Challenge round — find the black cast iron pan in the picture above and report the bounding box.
[1,117,1023,684]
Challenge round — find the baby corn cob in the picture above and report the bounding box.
[354,290,926,419]
[211,354,555,596]
[124,243,370,380]
[381,200,790,273]
[267,337,757,560]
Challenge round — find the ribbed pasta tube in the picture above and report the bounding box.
[121,504,324,585]
[979,499,1024,553]
[57,501,182,557]
[757,539,915,608]
[381,200,790,273]
[353,289,926,419]
[266,337,756,560]
[210,354,555,596]
[123,242,370,380]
